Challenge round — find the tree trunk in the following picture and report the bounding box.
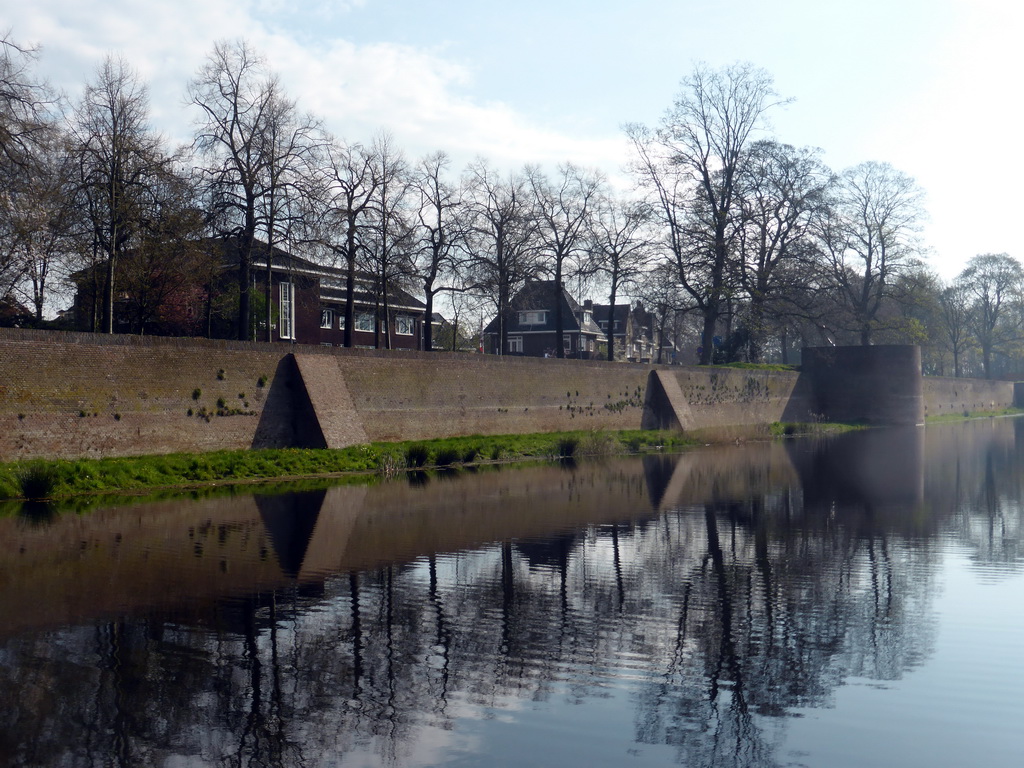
[554,271,565,359]
[606,283,617,362]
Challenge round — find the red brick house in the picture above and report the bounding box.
[71,236,427,348]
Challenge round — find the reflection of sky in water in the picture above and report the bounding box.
[781,546,1024,768]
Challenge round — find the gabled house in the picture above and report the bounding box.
[592,302,656,362]
[482,279,603,359]
[0,296,33,328]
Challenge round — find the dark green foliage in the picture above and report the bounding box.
[405,444,429,467]
[434,447,461,467]
[16,463,60,500]
[557,437,579,458]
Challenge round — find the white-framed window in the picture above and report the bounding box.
[563,333,573,351]
[320,308,334,329]
[355,312,374,332]
[279,282,294,340]
[395,315,414,335]
[518,310,547,325]
[508,336,523,353]
[583,310,592,325]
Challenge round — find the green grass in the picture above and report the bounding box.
[926,407,1024,423]
[768,421,863,437]
[0,430,696,503]
[719,362,799,372]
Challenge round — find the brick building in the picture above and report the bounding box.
[482,279,603,358]
[71,236,427,348]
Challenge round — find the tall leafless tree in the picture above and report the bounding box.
[189,39,278,341]
[316,138,379,347]
[256,90,323,341]
[734,140,833,361]
[815,161,925,345]
[627,62,786,364]
[363,132,413,349]
[410,151,469,351]
[0,32,57,175]
[463,160,538,355]
[71,55,167,333]
[589,196,657,361]
[958,253,1024,378]
[527,162,604,358]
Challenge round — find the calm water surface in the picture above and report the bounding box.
[2,419,1024,767]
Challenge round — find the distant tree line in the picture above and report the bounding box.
[3,34,1023,375]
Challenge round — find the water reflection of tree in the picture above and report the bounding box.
[12,422,1024,766]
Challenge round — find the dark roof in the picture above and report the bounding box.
[223,235,426,312]
[592,303,631,326]
[319,276,423,313]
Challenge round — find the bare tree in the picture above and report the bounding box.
[958,253,1024,379]
[527,162,604,358]
[189,39,278,341]
[1,132,77,321]
[410,151,469,351]
[0,32,57,174]
[114,167,209,335]
[256,90,323,341]
[589,196,657,361]
[463,160,538,355]
[815,161,925,345]
[71,55,167,333]
[627,62,786,364]
[734,140,833,361]
[362,132,413,349]
[316,139,379,348]
[937,280,972,377]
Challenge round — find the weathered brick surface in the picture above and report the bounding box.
[923,376,1015,417]
[654,367,808,429]
[0,330,297,459]
[4,330,1008,461]
[293,353,367,447]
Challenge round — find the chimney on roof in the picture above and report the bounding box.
[584,300,593,310]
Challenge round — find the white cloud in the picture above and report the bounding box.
[10,0,627,175]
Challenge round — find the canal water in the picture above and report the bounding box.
[2,419,1023,767]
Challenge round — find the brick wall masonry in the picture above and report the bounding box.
[0,329,1016,461]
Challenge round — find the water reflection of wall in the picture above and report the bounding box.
[787,427,925,525]
[0,462,662,637]
[5,422,1024,768]
[1,439,952,768]
[923,418,1024,566]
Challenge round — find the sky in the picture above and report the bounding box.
[7,0,1023,278]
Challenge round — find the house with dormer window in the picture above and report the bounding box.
[592,302,656,362]
[482,279,603,358]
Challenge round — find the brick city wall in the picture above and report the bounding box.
[923,376,1015,418]
[0,329,1014,461]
